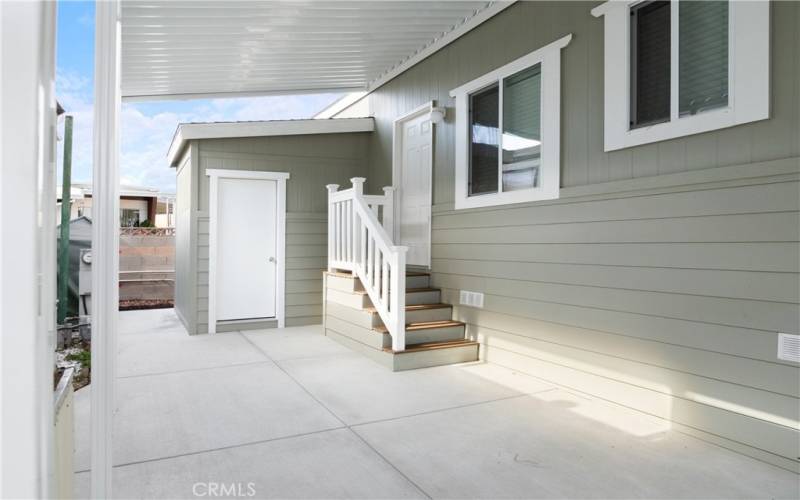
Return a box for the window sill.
[454,186,559,210]
[605,106,769,152]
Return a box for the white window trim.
[450,34,572,210]
[206,169,289,333]
[592,0,770,152]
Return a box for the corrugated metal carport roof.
[120,1,510,100]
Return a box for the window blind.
[679,0,729,116]
[502,64,541,191]
[630,0,671,128]
[469,84,499,196]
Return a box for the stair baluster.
[327,178,407,351]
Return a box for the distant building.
[56,182,175,227]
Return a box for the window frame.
[592,0,770,152]
[450,34,572,210]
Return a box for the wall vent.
[459,290,484,308]
[777,333,800,363]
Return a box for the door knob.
[268,256,276,263]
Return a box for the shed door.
[398,113,433,267]
[217,178,277,320]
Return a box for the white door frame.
[207,169,289,333]
[391,100,437,268]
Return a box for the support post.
[325,184,339,271]
[91,1,121,498]
[57,116,73,324]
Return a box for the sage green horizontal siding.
[430,173,800,471]
[194,213,327,332]
[178,133,369,333]
[360,0,800,471]
[365,1,800,197]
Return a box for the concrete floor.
[73,309,799,499]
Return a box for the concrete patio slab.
[73,362,343,471]
[118,328,268,377]
[74,428,426,499]
[277,351,534,425]
[243,324,351,361]
[73,310,799,499]
[353,391,800,499]
[118,307,186,335]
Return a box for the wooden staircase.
[324,270,479,371]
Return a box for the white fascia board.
[167,117,374,166]
[314,91,369,119]
[122,86,365,103]
[366,1,517,93]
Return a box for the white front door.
[217,177,277,320]
[398,112,433,267]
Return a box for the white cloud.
[56,70,342,194]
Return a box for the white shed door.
[398,113,433,266]
[217,178,277,321]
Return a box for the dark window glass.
[679,0,729,116]
[469,83,499,196]
[502,64,541,191]
[630,0,671,128]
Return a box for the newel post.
[382,186,395,239]
[350,177,366,196]
[326,184,339,271]
[391,246,408,351]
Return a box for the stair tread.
[365,303,451,314]
[373,319,465,334]
[406,271,431,277]
[326,270,355,278]
[354,287,439,296]
[383,338,478,354]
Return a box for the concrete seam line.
[72,425,347,473]
[115,360,273,379]
[236,331,434,500]
[350,390,556,429]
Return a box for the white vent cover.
[459,290,484,308]
[777,333,800,363]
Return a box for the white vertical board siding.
[363,1,800,472]
[174,152,194,332]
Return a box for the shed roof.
[167,117,374,166]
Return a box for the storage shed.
[167,118,374,335]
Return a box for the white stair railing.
[327,178,407,351]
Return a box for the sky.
[56,1,343,194]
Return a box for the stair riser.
[406,274,430,288]
[326,328,479,372]
[326,315,384,349]
[328,273,428,290]
[392,344,479,371]
[327,288,372,310]
[326,274,363,293]
[370,306,452,327]
[326,301,373,329]
[400,325,465,347]
[406,290,440,305]
[379,324,465,348]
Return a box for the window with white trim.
[592,0,770,152]
[450,34,572,210]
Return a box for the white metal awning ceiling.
[120,1,510,101]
